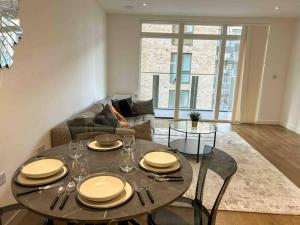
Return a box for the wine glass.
[68,140,84,159]
[71,157,89,182]
[123,135,135,151]
[119,135,136,173]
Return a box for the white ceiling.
[98,0,300,18]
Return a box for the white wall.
[281,19,300,134]
[107,14,295,123]
[256,20,295,124]
[107,15,140,96]
[0,0,106,205]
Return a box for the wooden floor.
[155,120,300,225]
[232,124,300,188]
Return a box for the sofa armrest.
[51,121,72,147]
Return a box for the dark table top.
[11,140,193,224]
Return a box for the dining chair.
[0,203,47,225]
[147,145,237,225]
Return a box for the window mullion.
[213,25,228,120]
[174,23,184,119]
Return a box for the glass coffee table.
[168,120,217,162]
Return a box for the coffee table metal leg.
[213,131,217,147]
[197,134,201,163]
[168,126,171,147]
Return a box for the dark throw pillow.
[94,104,120,128]
[111,97,134,117]
[132,99,154,115]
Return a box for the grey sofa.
[50,98,155,147]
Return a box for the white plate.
[143,151,178,168]
[21,159,64,178]
[87,140,123,151]
[78,175,126,202]
[139,158,181,174]
[77,182,133,209]
[15,166,68,186]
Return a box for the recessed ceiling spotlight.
[274,6,279,10]
[124,5,134,9]
[143,2,147,6]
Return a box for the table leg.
[213,131,217,147]
[168,126,171,147]
[197,134,201,163]
[128,219,142,225]
[43,219,54,225]
[185,131,188,141]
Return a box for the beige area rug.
[153,129,300,215]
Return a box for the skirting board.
[255,120,281,125]
[237,120,300,135]
[279,122,300,135]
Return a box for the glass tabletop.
[170,120,217,134]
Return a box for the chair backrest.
[195,145,237,225]
[0,204,23,225]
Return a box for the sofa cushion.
[95,104,120,128]
[88,103,104,114]
[109,104,129,128]
[131,121,152,141]
[132,99,154,115]
[111,97,135,117]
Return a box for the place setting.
[14,157,68,188]
[138,149,184,182]
[75,172,134,209]
[87,134,123,151]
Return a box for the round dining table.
[11,139,193,224]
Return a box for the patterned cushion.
[130,120,152,141]
[109,104,129,128]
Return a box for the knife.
[133,181,145,206]
[16,182,64,196]
[144,186,154,203]
[148,173,183,179]
[154,177,184,182]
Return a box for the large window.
[170,53,192,84]
[168,90,189,108]
[140,23,243,120]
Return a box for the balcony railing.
[140,72,236,115]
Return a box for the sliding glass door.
[140,23,243,121]
[177,39,221,120]
[140,37,178,118]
